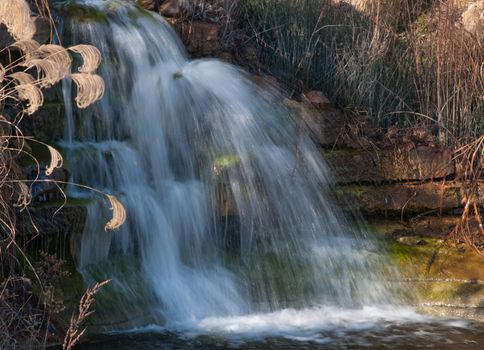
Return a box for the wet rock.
[22,164,69,204]
[218,50,235,63]
[381,146,455,181]
[21,103,65,143]
[33,17,50,44]
[324,146,455,184]
[323,149,381,183]
[383,233,484,321]
[16,205,87,237]
[138,0,186,16]
[397,236,427,245]
[368,216,469,238]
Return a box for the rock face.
[16,205,87,238]
[159,0,184,17]
[384,233,484,321]
[302,91,331,109]
[283,98,353,147]
[369,216,466,238]
[21,103,65,143]
[324,146,455,184]
[137,0,158,11]
[175,21,221,57]
[336,181,484,215]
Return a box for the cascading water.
[60,0,401,332]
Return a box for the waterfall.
[60,0,397,330]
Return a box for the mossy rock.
[54,3,110,24]
[378,233,484,320]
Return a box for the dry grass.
[62,280,110,350]
[452,135,484,255]
[240,0,483,146]
[0,253,70,349]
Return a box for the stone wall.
[287,95,483,319]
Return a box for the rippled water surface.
[79,323,483,350]
[75,307,484,349]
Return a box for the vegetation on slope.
[239,0,483,146]
[0,1,124,348]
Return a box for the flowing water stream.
[54,0,483,348]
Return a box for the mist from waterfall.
[60,0,402,331]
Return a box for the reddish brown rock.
[177,21,221,57]
[324,146,455,183]
[159,0,183,17]
[367,216,474,238]
[218,51,235,63]
[381,146,454,181]
[302,91,331,109]
[283,98,351,147]
[238,43,260,71]
[335,181,484,215]
[137,0,157,11]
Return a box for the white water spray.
[60,0,400,330]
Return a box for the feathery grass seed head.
[0,0,36,41]
[69,45,102,74]
[45,145,63,176]
[71,73,105,108]
[104,195,126,231]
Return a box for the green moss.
[382,236,443,279]
[416,12,429,34]
[416,281,483,305]
[18,141,68,167]
[173,71,184,80]
[214,155,240,169]
[364,221,403,235]
[18,141,51,166]
[419,282,458,302]
[386,239,416,264]
[56,4,109,24]
[78,256,160,321]
[334,184,366,196]
[31,196,91,209]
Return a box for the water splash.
[60,0,398,329]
